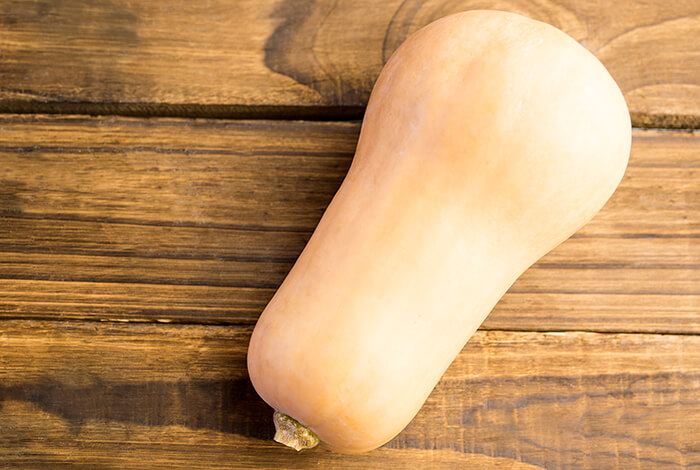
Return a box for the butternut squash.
[247,10,631,453]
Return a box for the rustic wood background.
[0,1,698,469]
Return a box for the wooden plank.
[0,320,698,469]
[1,278,697,333]
[0,115,697,331]
[0,116,357,230]
[0,115,697,233]
[0,280,272,322]
[486,293,699,333]
[0,237,697,330]
[1,222,697,286]
[0,1,698,127]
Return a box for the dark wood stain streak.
[0,378,273,441]
[4,372,697,453]
[0,0,143,101]
[264,0,370,106]
[0,180,28,215]
[382,0,431,64]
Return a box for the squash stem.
[273,410,320,451]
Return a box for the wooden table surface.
[0,1,698,469]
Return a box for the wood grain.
[0,320,698,469]
[1,278,697,333]
[0,115,696,234]
[0,114,697,331]
[0,1,698,127]
[1,3,697,468]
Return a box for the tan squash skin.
[248,10,631,453]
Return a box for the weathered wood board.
[0,1,698,127]
[1,321,698,469]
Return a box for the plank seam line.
[0,144,355,158]
[0,248,301,263]
[0,103,696,129]
[0,213,316,233]
[2,248,699,271]
[0,275,280,289]
[476,327,700,336]
[0,316,698,335]
[1,142,695,168]
[2,275,698,290]
[0,101,367,122]
[1,214,697,238]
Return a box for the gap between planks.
[1,314,699,336]
[0,106,696,130]
[0,102,366,122]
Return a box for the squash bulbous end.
[273,410,320,451]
